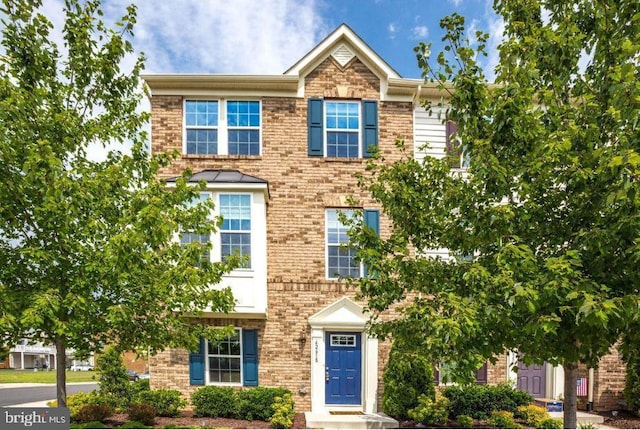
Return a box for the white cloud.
[128,0,326,74]
[388,23,397,40]
[449,0,463,7]
[412,25,429,40]
[479,0,504,81]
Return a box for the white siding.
[413,106,453,261]
[413,107,447,162]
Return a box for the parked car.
[126,369,139,381]
[69,364,93,371]
[138,370,150,380]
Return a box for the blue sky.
[13,0,503,79]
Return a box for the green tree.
[348,2,640,428]
[0,0,236,407]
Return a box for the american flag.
[577,378,588,396]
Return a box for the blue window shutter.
[363,209,380,277]
[362,100,378,157]
[242,329,258,386]
[189,337,205,386]
[308,98,324,156]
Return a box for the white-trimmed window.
[325,101,360,157]
[185,100,261,156]
[180,192,212,264]
[207,329,242,384]
[185,101,218,155]
[219,194,252,268]
[326,209,361,279]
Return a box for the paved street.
[0,383,98,407]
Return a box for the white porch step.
[305,411,399,429]
[549,411,605,425]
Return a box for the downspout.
[587,367,595,411]
[412,84,422,108]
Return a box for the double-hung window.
[326,209,360,278]
[308,99,378,158]
[208,329,242,384]
[219,194,252,268]
[190,328,259,387]
[227,101,260,155]
[185,100,261,156]
[180,192,211,264]
[326,101,360,157]
[185,101,218,155]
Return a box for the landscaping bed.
[597,410,640,429]
[102,411,307,429]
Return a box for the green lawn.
[0,369,97,383]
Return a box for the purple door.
[517,362,547,397]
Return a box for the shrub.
[237,387,290,421]
[269,393,296,429]
[136,389,186,417]
[623,338,640,415]
[408,394,450,426]
[70,421,108,429]
[537,417,563,429]
[120,421,151,429]
[130,379,151,397]
[74,404,114,424]
[517,404,549,427]
[50,391,103,419]
[381,342,435,420]
[127,402,157,426]
[96,346,133,409]
[191,385,238,418]
[442,383,534,419]
[489,410,520,429]
[457,414,474,428]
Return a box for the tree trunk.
[55,337,67,407]
[563,362,578,429]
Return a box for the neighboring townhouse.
[1,339,88,370]
[143,23,626,420]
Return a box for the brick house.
[144,24,626,418]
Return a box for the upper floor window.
[326,101,360,157]
[326,209,360,279]
[220,194,252,268]
[446,120,469,169]
[185,100,261,156]
[180,192,212,264]
[185,101,218,155]
[227,101,260,155]
[308,99,377,158]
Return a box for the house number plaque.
[314,340,319,363]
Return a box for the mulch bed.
[96,410,640,429]
[104,411,307,429]
[597,410,640,429]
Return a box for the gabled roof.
[166,169,267,184]
[284,23,402,80]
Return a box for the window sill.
[323,157,366,163]
[206,382,242,387]
[225,269,255,278]
[183,154,262,160]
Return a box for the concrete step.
[305,411,398,429]
[549,411,605,425]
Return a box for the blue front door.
[325,332,362,405]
